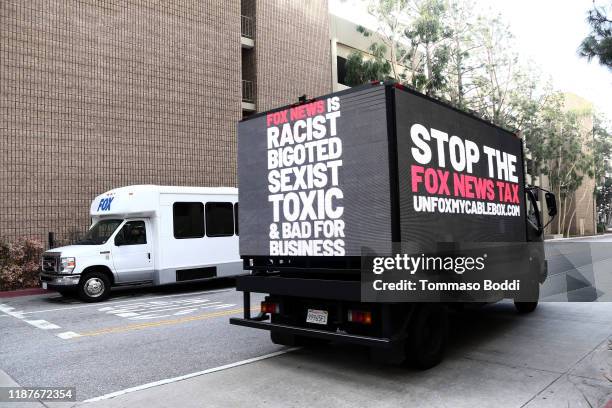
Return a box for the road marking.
[0,304,63,333]
[83,347,299,403]
[0,304,25,319]
[99,297,237,320]
[17,288,234,315]
[24,319,61,330]
[116,312,139,318]
[77,307,252,337]
[57,331,82,339]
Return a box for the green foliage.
[593,115,612,225]
[404,0,451,96]
[578,4,612,69]
[344,43,392,86]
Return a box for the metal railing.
[241,15,254,39]
[242,80,255,103]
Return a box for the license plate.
[306,309,328,325]
[42,282,47,290]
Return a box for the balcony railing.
[242,80,255,103]
[241,15,254,39]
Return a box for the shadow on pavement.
[270,302,530,375]
[42,277,237,304]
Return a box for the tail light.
[347,310,372,325]
[261,301,280,314]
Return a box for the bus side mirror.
[545,192,557,218]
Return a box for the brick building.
[0,0,330,244]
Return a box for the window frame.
[115,220,147,246]
[205,202,235,237]
[172,202,205,239]
[234,203,239,236]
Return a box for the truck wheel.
[406,304,449,370]
[78,271,111,302]
[514,280,539,314]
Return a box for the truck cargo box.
[232,82,550,367]
[238,82,526,265]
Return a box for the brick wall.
[255,0,331,111]
[0,0,242,243]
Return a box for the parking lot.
[1,236,611,407]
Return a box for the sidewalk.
[546,233,612,242]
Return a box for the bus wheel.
[78,271,111,302]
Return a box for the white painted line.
[19,289,234,315]
[24,319,61,330]
[0,304,15,313]
[83,348,299,403]
[0,304,25,319]
[57,331,82,339]
[116,312,139,318]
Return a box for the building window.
[337,56,348,86]
[173,202,205,239]
[234,203,239,236]
[206,202,234,237]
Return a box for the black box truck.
[230,82,557,368]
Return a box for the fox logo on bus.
[97,197,114,211]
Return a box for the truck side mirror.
[545,192,557,218]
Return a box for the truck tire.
[514,280,539,314]
[406,304,449,370]
[78,271,111,302]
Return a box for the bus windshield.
[76,219,123,245]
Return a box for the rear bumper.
[231,275,401,348]
[229,317,393,348]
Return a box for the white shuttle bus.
[40,185,243,302]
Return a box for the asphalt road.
[0,234,611,406]
[0,280,282,401]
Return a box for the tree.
[523,94,594,236]
[578,3,612,70]
[469,15,521,127]
[404,0,452,96]
[348,0,451,96]
[445,0,482,109]
[597,178,612,227]
[592,114,612,226]
[344,43,392,86]
[356,0,414,82]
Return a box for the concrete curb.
[0,287,49,298]
[545,233,612,242]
